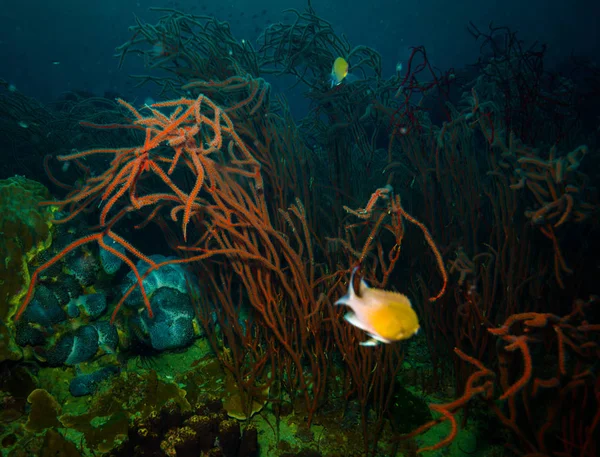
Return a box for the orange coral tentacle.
[15,233,103,320]
[396,202,448,301]
[100,232,154,319]
[499,335,533,400]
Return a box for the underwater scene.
[0,0,599,456]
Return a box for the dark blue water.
[2,0,597,104]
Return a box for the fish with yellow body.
[335,267,420,346]
[330,56,349,87]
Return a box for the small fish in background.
[396,61,403,75]
[330,56,349,87]
[335,267,420,346]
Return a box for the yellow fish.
[335,267,420,346]
[331,56,349,87]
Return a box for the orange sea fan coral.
[15,94,264,323]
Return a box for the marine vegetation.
[0,2,598,457]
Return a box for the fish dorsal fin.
[349,266,360,298]
[334,266,360,306]
[368,288,413,309]
[358,277,370,295]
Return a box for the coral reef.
[2,4,598,457]
[107,395,259,457]
[69,365,120,397]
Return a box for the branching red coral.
[16,94,263,322]
[398,298,599,455]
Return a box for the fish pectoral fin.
[359,337,380,347]
[344,312,369,332]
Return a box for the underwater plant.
[3,3,597,457]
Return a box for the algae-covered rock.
[41,429,81,457]
[59,370,190,453]
[25,388,62,432]
[0,176,56,362]
[223,372,269,420]
[0,365,37,424]
[389,385,433,434]
[106,394,258,457]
